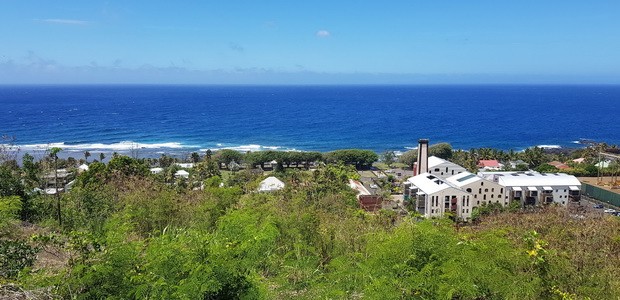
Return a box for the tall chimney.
[416,139,429,175]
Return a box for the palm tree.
[99,152,105,162]
[83,151,91,163]
[49,147,62,226]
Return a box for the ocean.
[1,85,619,158]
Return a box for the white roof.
[445,171,482,187]
[488,172,581,188]
[427,156,447,168]
[175,170,190,176]
[150,167,163,174]
[45,188,64,195]
[258,176,285,192]
[349,179,371,196]
[512,186,522,191]
[175,163,194,168]
[78,164,89,171]
[595,161,611,168]
[406,172,455,195]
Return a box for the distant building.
[349,179,371,198]
[405,173,473,219]
[595,160,612,168]
[572,158,585,164]
[42,168,74,195]
[150,167,163,174]
[78,164,89,173]
[258,176,285,192]
[548,161,570,170]
[478,171,581,206]
[175,163,194,169]
[445,171,508,207]
[508,160,528,169]
[43,169,73,190]
[477,159,503,171]
[426,156,468,179]
[174,170,190,178]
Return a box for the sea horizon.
[2,84,619,156]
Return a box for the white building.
[349,179,371,198]
[150,167,163,175]
[78,164,89,173]
[406,173,473,219]
[446,171,508,207]
[174,170,190,179]
[175,163,194,169]
[478,171,581,206]
[426,156,468,179]
[258,176,285,192]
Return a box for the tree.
[193,157,221,181]
[84,151,91,163]
[382,151,396,168]
[99,152,106,162]
[399,150,417,168]
[429,143,453,159]
[214,149,244,168]
[524,147,546,168]
[323,149,378,169]
[190,152,201,163]
[535,163,559,173]
[107,155,149,177]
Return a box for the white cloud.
[316,30,331,38]
[38,19,89,25]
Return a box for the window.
[451,170,454,175]
[483,195,487,200]
[477,201,480,205]
[481,182,484,186]
[466,188,472,193]
[474,194,477,199]
[498,194,501,198]
[479,188,482,193]
[435,168,440,172]
[446,167,448,172]
[500,188,504,194]
[485,188,488,192]
[491,194,494,198]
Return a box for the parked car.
[603,208,617,214]
[593,204,604,209]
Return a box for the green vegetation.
[1,144,619,299]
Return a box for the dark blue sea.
[1,85,619,158]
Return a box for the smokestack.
[416,139,429,175]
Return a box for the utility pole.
[49,147,62,226]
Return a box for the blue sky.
[1,1,619,84]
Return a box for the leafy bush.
[0,239,38,279]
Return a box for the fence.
[582,183,620,207]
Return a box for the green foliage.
[323,149,378,169]
[214,149,244,166]
[0,239,38,279]
[0,166,25,198]
[429,142,453,159]
[107,155,149,177]
[536,163,560,173]
[0,196,22,235]
[381,151,396,167]
[7,151,620,299]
